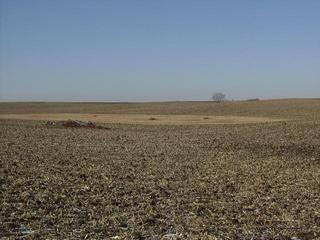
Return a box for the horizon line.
[1,97,320,104]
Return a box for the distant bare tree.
[212,92,226,103]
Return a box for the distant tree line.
[211,93,261,102]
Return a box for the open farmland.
[1,99,320,239]
[0,113,283,125]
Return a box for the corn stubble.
[1,104,320,239]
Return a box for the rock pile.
[46,120,108,129]
[61,120,96,128]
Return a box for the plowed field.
[1,100,319,239]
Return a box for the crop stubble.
[0,100,320,239]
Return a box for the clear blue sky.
[0,0,319,101]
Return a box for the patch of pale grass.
[0,113,284,125]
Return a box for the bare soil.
[0,100,319,239]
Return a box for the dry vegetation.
[0,99,320,239]
[0,99,319,119]
[0,113,283,125]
